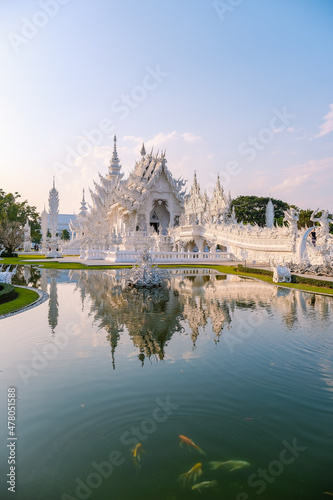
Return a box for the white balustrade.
[104,250,232,263]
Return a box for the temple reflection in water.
[41,267,333,368]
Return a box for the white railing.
[105,250,233,263]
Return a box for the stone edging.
[0,286,49,320]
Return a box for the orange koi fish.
[178,462,203,485]
[131,443,145,470]
[179,435,207,455]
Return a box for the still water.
[0,267,333,500]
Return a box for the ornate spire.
[108,135,122,179]
[266,199,274,228]
[140,143,146,157]
[79,188,88,216]
[193,171,198,189]
[48,179,59,239]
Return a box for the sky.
[1,0,333,214]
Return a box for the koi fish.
[131,443,145,471]
[179,435,207,455]
[192,480,218,492]
[208,460,250,471]
[178,462,203,485]
[131,443,144,462]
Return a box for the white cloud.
[182,132,202,142]
[314,103,333,138]
[270,156,333,208]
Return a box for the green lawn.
[0,287,40,316]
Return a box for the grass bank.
[0,287,40,316]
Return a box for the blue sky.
[1,0,333,214]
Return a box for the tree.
[0,220,24,254]
[61,229,70,241]
[0,189,41,244]
[231,196,289,227]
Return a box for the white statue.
[23,220,31,252]
[272,265,291,283]
[310,209,331,236]
[283,208,299,234]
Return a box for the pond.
[0,267,332,500]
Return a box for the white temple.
[64,136,332,266]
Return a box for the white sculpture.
[283,207,299,234]
[0,266,17,284]
[310,209,332,237]
[272,265,291,283]
[265,199,274,228]
[125,248,168,287]
[47,178,62,258]
[23,220,31,252]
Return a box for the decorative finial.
[140,143,146,157]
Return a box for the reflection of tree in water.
[48,270,59,333]
[11,265,41,288]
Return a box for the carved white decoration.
[23,220,31,252]
[47,178,62,258]
[272,265,291,283]
[0,266,17,284]
[125,248,169,287]
[266,199,274,228]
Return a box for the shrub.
[0,252,18,257]
[237,265,273,277]
[0,284,18,304]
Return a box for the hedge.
[290,274,333,289]
[237,265,273,277]
[0,252,18,257]
[0,284,18,304]
[237,264,333,289]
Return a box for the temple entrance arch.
[150,200,170,235]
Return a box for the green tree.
[231,196,289,227]
[0,189,41,243]
[294,208,313,229]
[61,229,70,241]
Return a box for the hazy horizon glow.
[1,0,333,214]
